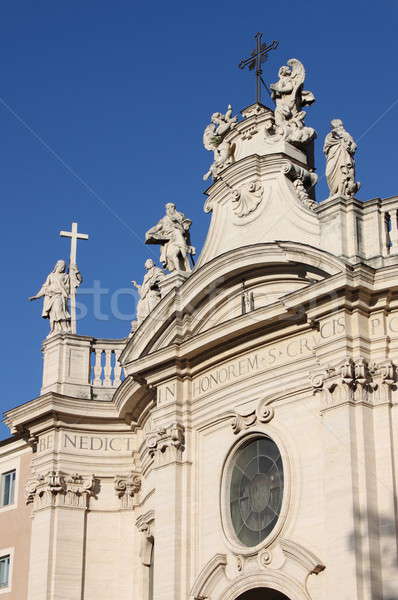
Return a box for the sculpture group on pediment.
[29,259,82,336]
[132,259,165,324]
[145,203,195,272]
[323,119,360,199]
[203,104,238,181]
[269,58,316,146]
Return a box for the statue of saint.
[203,104,237,181]
[323,119,360,199]
[269,59,316,145]
[29,259,82,336]
[145,203,195,272]
[131,259,165,323]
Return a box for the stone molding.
[189,553,228,600]
[279,538,325,575]
[26,470,96,510]
[114,471,141,509]
[231,398,274,434]
[136,509,155,566]
[145,422,185,463]
[310,358,397,410]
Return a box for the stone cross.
[239,32,278,105]
[60,222,89,334]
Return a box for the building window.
[0,555,10,589]
[229,436,284,547]
[1,470,16,507]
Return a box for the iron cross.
[60,222,89,334]
[239,33,278,105]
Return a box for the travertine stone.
[145,203,195,272]
[323,119,360,199]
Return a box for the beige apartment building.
[1,55,398,600]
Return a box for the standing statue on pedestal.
[29,259,82,336]
[145,203,195,272]
[131,259,165,324]
[323,119,360,199]
[269,59,316,145]
[203,104,238,181]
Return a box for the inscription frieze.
[193,318,345,398]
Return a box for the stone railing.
[90,339,125,389]
[381,197,398,256]
[41,334,127,400]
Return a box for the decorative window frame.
[220,427,292,557]
[0,547,14,595]
[0,456,19,513]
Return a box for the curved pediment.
[120,242,347,367]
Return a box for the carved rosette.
[231,181,263,218]
[26,470,96,510]
[310,358,397,410]
[114,471,141,509]
[146,422,185,463]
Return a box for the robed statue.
[29,259,82,336]
[323,119,360,199]
[132,259,165,324]
[145,203,195,272]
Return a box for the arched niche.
[236,589,291,600]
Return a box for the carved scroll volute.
[26,470,96,510]
[146,422,185,464]
[231,398,274,435]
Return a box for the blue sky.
[0,1,397,437]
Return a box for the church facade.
[1,53,398,600]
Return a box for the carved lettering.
[193,321,345,398]
[63,433,134,453]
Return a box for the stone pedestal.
[41,334,92,398]
[158,271,190,297]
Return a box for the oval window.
[229,436,284,547]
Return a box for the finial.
[238,33,279,105]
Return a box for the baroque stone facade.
[2,50,398,600]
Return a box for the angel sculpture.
[203,105,238,181]
[270,59,316,146]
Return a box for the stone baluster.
[389,209,398,253]
[93,347,103,386]
[113,349,122,387]
[103,349,113,387]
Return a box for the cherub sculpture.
[203,104,238,181]
[323,119,360,199]
[270,59,316,145]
